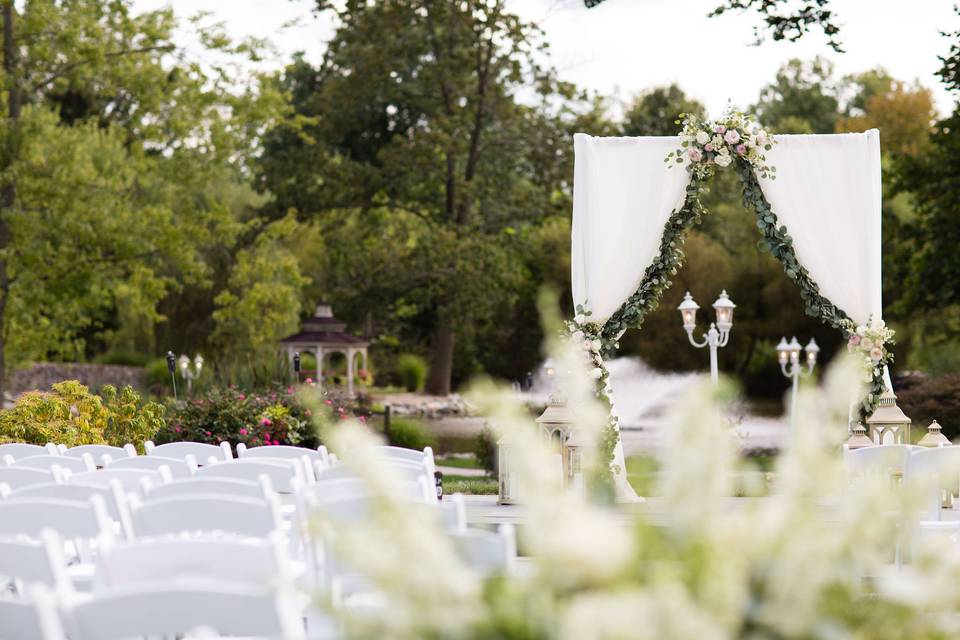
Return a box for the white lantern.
[787,336,802,364]
[677,292,700,331]
[712,290,736,333]
[866,388,912,445]
[497,433,520,505]
[775,336,791,365]
[804,338,819,365]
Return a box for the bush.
[145,358,173,394]
[395,354,427,392]
[0,380,164,448]
[95,349,150,367]
[158,385,321,449]
[897,373,960,441]
[474,424,497,476]
[386,417,437,451]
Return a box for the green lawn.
[436,454,482,470]
[444,474,498,495]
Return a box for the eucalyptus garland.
[569,110,892,483]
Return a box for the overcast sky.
[136,0,957,117]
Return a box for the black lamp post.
[293,352,301,383]
[166,351,178,400]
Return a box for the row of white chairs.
[0,440,506,639]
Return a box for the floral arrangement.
[844,317,896,379]
[665,108,777,180]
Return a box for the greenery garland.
[569,109,893,485]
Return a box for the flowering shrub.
[0,380,164,448]
[156,385,324,449]
[666,107,776,179]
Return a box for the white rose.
[723,129,741,144]
[575,314,586,324]
[582,340,593,351]
[757,133,769,147]
[591,339,602,352]
[695,130,710,145]
[712,135,724,148]
[714,153,732,167]
[572,330,585,342]
[589,368,603,380]
[860,337,874,351]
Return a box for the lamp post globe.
[678,292,700,331]
[712,290,735,333]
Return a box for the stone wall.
[7,363,146,396]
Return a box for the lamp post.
[776,336,819,428]
[165,351,178,401]
[178,354,204,395]
[677,290,736,385]
[293,352,301,384]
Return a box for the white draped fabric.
[571,134,692,323]
[570,130,883,501]
[758,130,882,325]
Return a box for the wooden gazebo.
[280,303,369,396]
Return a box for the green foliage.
[144,358,173,394]
[897,374,960,440]
[622,84,706,137]
[386,417,437,452]
[158,385,319,449]
[753,57,840,133]
[95,350,150,367]
[395,354,428,393]
[474,425,498,476]
[442,476,498,495]
[0,380,163,448]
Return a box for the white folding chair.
[130,493,284,540]
[104,454,195,479]
[363,445,434,468]
[0,530,70,594]
[144,440,232,463]
[448,524,516,577]
[196,459,306,493]
[10,454,95,474]
[57,580,308,640]
[69,468,169,492]
[94,533,297,589]
[906,446,960,521]
[238,443,329,465]
[317,460,433,498]
[143,476,272,501]
[0,467,59,492]
[60,444,135,465]
[844,444,916,485]
[0,443,57,461]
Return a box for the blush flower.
[870,346,884,363]
[735,144,747,155]
[687,147,703,162]
[724,129,741,144]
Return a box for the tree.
[0,1,285,392]
[259,1,578,394]
[836,79,936,157]
[753,57,840,133]
[622,85,706,137]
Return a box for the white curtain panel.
[758,130,882,325]
[571,133,691,323]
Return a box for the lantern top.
[712,289,736,311]
[678,291,700,312]
[918,420,952,447]
[535,398,574,426]
[865,388,911,426]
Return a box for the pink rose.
[239,428,248,436]
[724,129,741,145]
[272,440,280,446]
[260,417,272,426]
[238,393,245,401]
[848,335,861,346]
[205,430,211,437]
[305,377,313,384]
[870,346,884,362]
[174,426,180,433]
[704,143,714,152]
[714,124,726,134]
[735,144,747,155]
[687,147,703,162]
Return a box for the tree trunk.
[425,321,454,396]
[0,1,20,403]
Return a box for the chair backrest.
[59,581,307,640]
[0,593,63,640]
[906,446,960,520]
[94,534,293,589]
[69,468,168,491]
[105,455,195,479]
[448,524,516,576]
[11,454,95,474]
[237,443,326,462]
[143,476,270,501]
[61,444,136,463]
[9,482,132,536]
[0,529,69,590]
[845,444,915,482]
[0,497,113,541]
[303,476,432,503]
[144,440,232,462]
[130,494,283,539]
[364,445,434,466]
[317,459,431,488]
[0,467,58,491]
[0,443,57,460]
[195,459,305,493]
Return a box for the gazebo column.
[346,347,355,397]
[315,346,324,388]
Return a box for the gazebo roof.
[280,303,369,347]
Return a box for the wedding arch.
[568,111,892,500]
